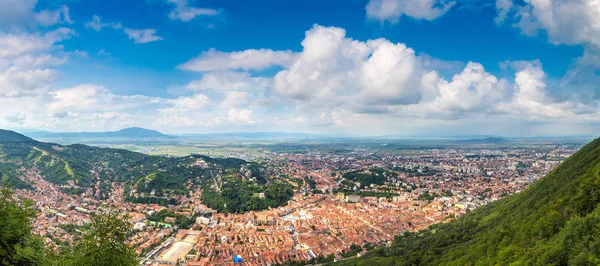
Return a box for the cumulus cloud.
[410,62,509,117]
[269,25,599,125]
[165,0,219,22]
[274,25,426,107]
[366,0,456,22]
[357,39,425,105]
[495,61,598,120]
[123,28,163,44]
[178,48,297,72]
[169,24,599,131]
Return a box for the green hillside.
[0,130,293,212]
[336,137,600,265]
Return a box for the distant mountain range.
[177,132,324,139]
[24,129,333,141]
[26,127,170,139]
[460,137,508,143]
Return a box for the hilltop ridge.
[0,130,35,143]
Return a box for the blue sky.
[1,0,599,136]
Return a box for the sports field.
[160,242,193,263]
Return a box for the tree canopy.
[0,188,50,266]
[0,187,138,266]
[58,213,138,266]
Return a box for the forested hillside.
[336,137,600,265]
[0,130,293,212]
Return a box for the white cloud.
[366,0,456,22]
[0,83,164,132]
[178,48,297,72]
[10,54,67,69]
[495,61,591,120]
[221,91,250,107]
[153,99,258,129]
[358,39,424,105]
[316,111,345,127]
[39,110,137,131]
[47,84,164,117]
[85,15,122,32]
[269,25,599,126]
[397,62,509,118]
[186,71,271,93]
[159,94,212,114]
[492,1,600,120]
[434,62,505,112]
[165,0,219,22]
[0,28,74,98]
[123,28,163,44]
[274,25,426,107]
[34,5,72,26]
[274,25,367,102]
[228,108,255,124]
[0,68,58,97]
[87,16,170,47]
[90,111,132,122]
[497,0,600,47]
[0,28,74,58]
[87,112,135,129]
[490,0,600,125]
